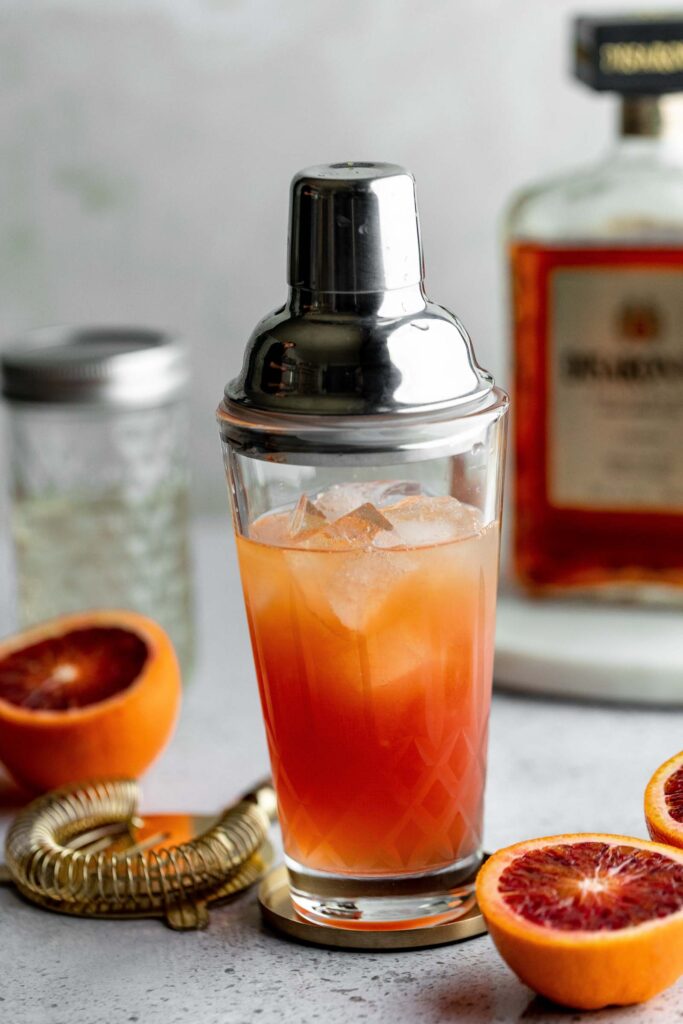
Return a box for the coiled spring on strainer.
[4,778,275,929]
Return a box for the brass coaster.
[258,865,488,951]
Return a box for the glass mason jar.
[218,163,508,928]
[1,327,194,678]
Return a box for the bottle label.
[548,257,683,512]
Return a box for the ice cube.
[375,496,482,549]
[324,549,404,630]
[300,503,394,550]
[314,480,422,521]
[287,542,415,632]
[288,495,327,539]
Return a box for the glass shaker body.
[2,328,194,678]
[220,392,507,924]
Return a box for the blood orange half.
[645,750,683,848]
[476,834,683,1010]
[0,611,181,791]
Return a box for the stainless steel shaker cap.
[1,327,188,407]
[288,162,423,293]
[219,162,502,461]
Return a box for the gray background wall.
[0,0,627,511]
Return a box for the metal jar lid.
[1,326,188,407]
[218,162,502,461]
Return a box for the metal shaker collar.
[288,162,423,293]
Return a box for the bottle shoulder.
[508,153,683,243]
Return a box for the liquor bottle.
[509,14,683,602]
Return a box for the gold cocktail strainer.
[1,778,276,930]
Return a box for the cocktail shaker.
[218,163,508,928]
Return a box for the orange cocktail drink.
[236,486,499,885]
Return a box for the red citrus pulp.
[645,750,683,848]
[476,834,683,1009]
[0,611,181,791]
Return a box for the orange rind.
[645,749,683,848]
[0,611,181,791]
[477,833,683,1009]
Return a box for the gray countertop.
[3,519,683,1024]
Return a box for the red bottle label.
[512,242,683,589]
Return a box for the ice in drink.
[236,484,499,879]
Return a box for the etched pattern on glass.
[236,486,498,876]
[9,405,193,676]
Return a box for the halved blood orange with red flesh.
[0,627,148,711]
[476,834,683,1010]
[0,612,181,792]
[645,750,683,848]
